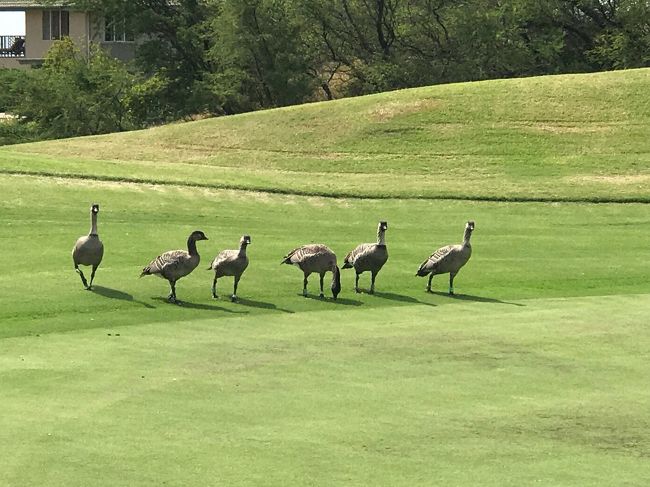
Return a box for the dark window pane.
[104,15,112,41]
[51,11,60,40]
[61,11,69,37]
[116,19,125,42]
[42,10,50,40]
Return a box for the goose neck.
[377,227,386,246]
[187,236,199,256]
[238,242,248,257]
[463,229,473,246]
[89,212,98,236]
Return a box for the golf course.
[1,68,649,486]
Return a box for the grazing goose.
[281,244,341,299]
[208,235,251,301]
[416,221,475,295]
[72,203,104,290]
[342,221,388,294]
[140,230,208,304]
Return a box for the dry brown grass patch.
[369,98,441,122]
[568,174,650,185]
[513,123,615,134]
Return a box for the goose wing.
[417,244,458,275]
[141,249,189,277]
[343,243,377,268]
[344,243,374,267]
[282,244,328,264]
[209,249,237,270]
[427,244,457,265]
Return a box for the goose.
[140,230,208,303]
[342,221,388,294]
[72,203,104,290]
[281,244,341,299]
[416,221,475,295]
[208,235,251,301]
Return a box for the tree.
[206,0,317,111]
[14,38,139,138]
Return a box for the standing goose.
[342,221,388,294]
[416,221,475,295]
[208,235,251,301]
[281,244,341,300]
[72,203,104,290]
[140,230,208,304]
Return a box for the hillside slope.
[1,68,649,201]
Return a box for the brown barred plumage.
[282,243,341,299]
[342,221,388,294]
[208,235,251,301]
[140,230,208,303]
[72,203,104,290]
[416,221,475,295]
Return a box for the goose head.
[464,221,475,241]
[379,221,388,231]
[241,235,252,245]
[91,204,100,214]
[190,230,209,241]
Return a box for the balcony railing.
[0,35,26,58]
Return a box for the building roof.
[0,1,77,9]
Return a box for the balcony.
[0,35,25,58]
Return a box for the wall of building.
[0,9,135,68]
[24,9,89,60]
[88,13,136,62]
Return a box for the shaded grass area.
[1,69,649,201]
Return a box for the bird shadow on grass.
[91,286,156,309]
[372,291,436,307]
[151,297,247,313]
[302,294,363,306]
[427,291,525,306]
[236,298,294,314]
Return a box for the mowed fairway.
[1,69,650,486]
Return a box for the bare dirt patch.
[568,174,650,185]
[514,123,614,134]
[369,98,441,122]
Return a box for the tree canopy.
[1,0,648,143]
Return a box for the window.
[42,10,69,41]
[104,16,134,42]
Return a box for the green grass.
[1,69,650,201]
[1,69,650,485]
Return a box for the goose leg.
[302,273,309,297]
[319,272,325,298]
[168,280,178,304]
[212,275,218,299]
[355,273,360,293]
[449,273,456,295]
[231,275,240,302]
[75,265,89,289]
[369,271,377,294]
[426,274,434,293]
[88,264,99,290]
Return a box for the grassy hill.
[0,70,649,486]
[1,68,650,201]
